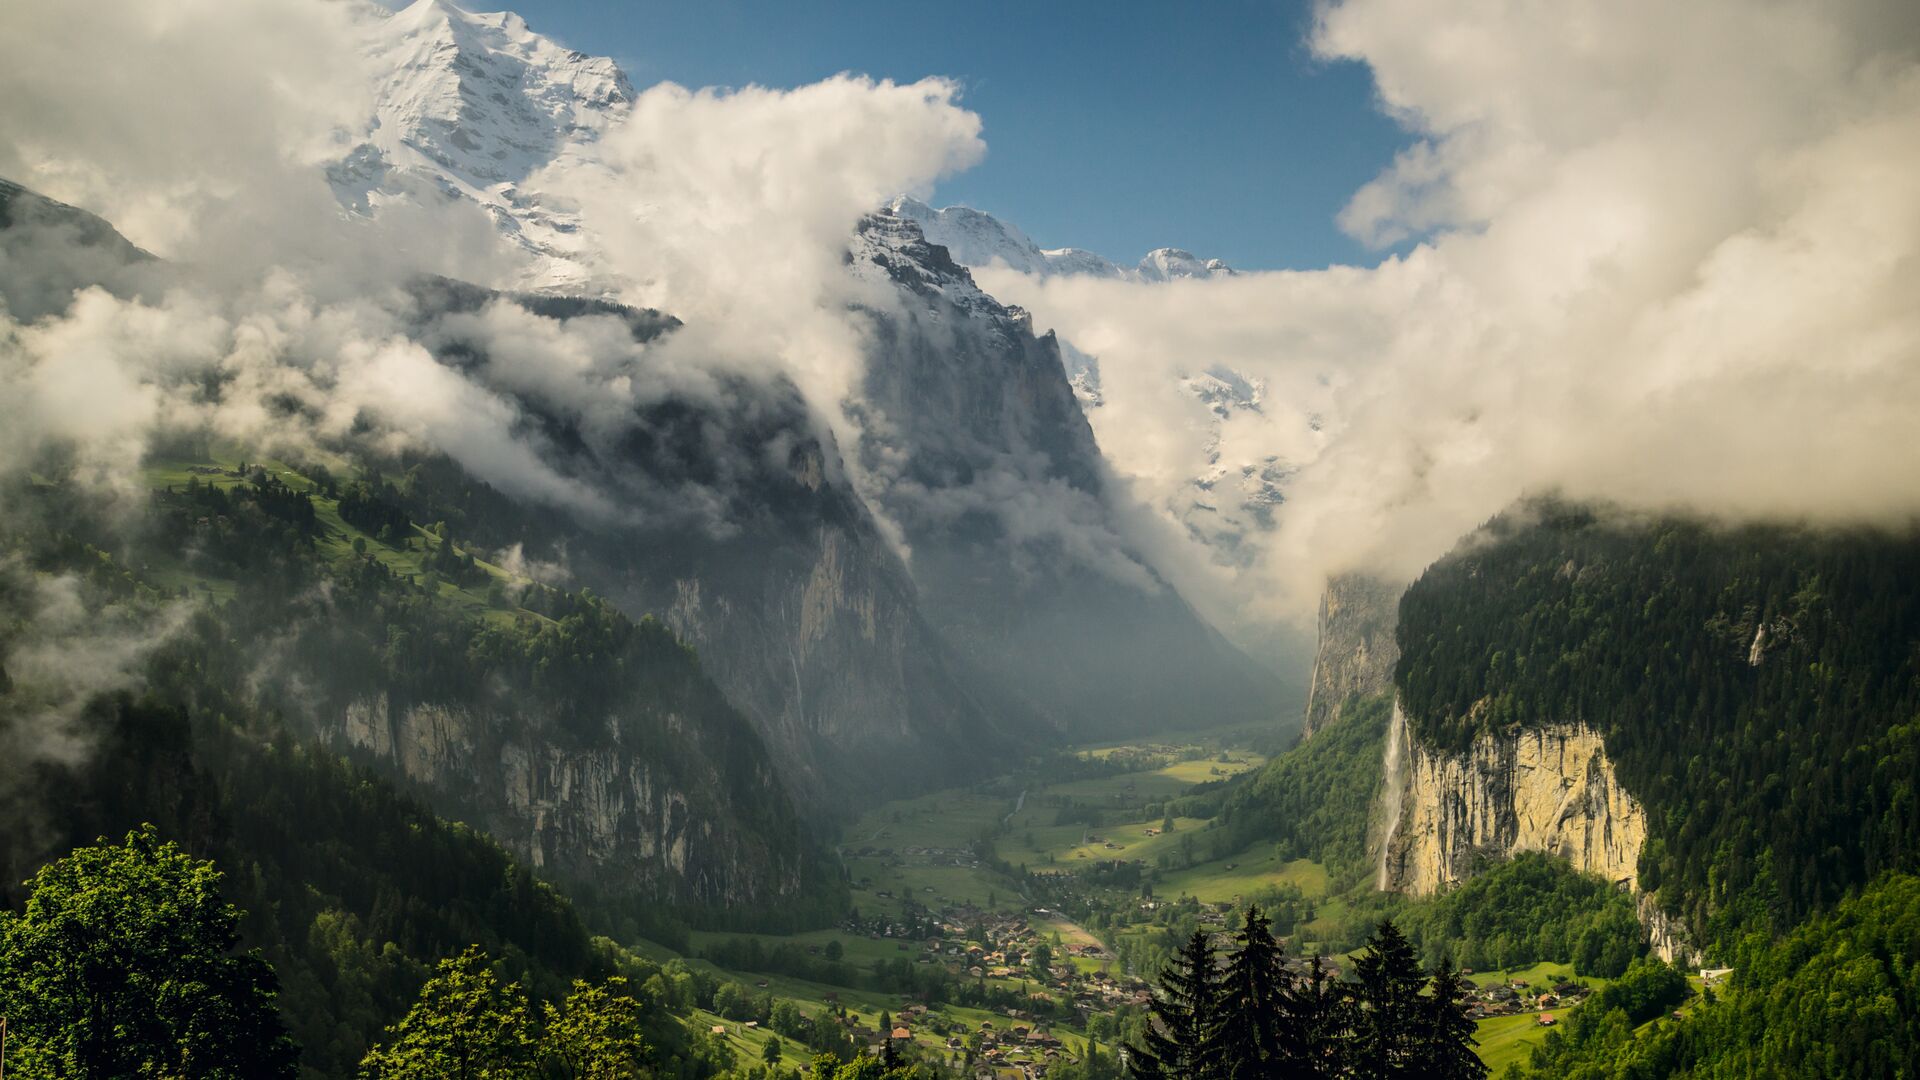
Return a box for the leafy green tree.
[358,946,534,1079]
[0,825,297,1078]
[542,976,649,1078]
[1589,957,1690,1026]
[764,1035,784,1065]
[1030,941,1054,981]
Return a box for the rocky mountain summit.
[848,206,1286,735]
[886,194,1236,281]
[318,2,1291,771]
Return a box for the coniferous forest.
[1127,906,1486,1080]
[1397,502,1920,946]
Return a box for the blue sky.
[487,0,1411,271]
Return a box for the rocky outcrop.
[1379,711,1689,961]
[334,692,810,909]
[1383,719,1646,893]
[1303,574,1401,738]
[844,210,1286,737]
[402,277,1025,809]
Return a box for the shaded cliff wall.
[334,693,816,915]
[1303,574,1401,738]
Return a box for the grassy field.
[1475,1012,1553,1073]
[1464,960,1624,1072]
[1465,960,1594,990]
[1042,756,1260,806]
[143,449,545,627]
[1157,850,1330,904]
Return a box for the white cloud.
[532,74,985,423]
[982,0,1920,623]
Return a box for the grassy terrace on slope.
[1396,502,1920,944]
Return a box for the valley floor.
[643,725,1638,1076]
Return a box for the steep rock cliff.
[1378,707,1686,960]
[1302,574,1401,738]
[333,692,808,911]
[845,210,1286,736]
[397,277,1025,807]
[1382,716,1646,894]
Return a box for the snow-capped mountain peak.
[1137,247,1236,282]
[888,197,1234,282]
[885,195,1057,276]
[364,0,630,189]
[328,0,633,290]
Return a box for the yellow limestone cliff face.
[1375,706,1691,962]
[1386,715,1646,893]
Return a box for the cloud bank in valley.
[979,0,1920,622]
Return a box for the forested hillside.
[1210,692,1392,892]
[1396,502,1920,946]
[0,458,847,1074]
[1506,872,1920,1078]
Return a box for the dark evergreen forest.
[1396,502,1920,945]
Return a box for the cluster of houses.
[1463,975,1593,1023]
[958,1019,1071,1074]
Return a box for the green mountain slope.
[1395,501,1920,946]
[1506,872,1920,1078]
[1,459,851,1075]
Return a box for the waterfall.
[1375,701,1408,890]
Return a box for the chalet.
[1537,1014,1556,1027]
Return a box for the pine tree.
[1351,921,1426,1079]
[1420,960,1488,1080]
[1287,954,1353,1079]
[1207,905,1292,1077]
[881,1025,903,1070]
[1128,929,1222,1078]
